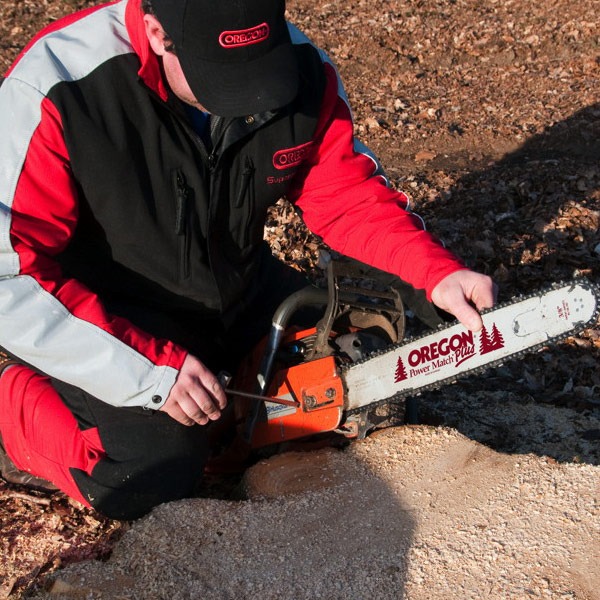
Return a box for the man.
[0,0,495,519]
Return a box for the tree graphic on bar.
[394,356,408,382]
[480,323,505,355]
[490,323,505,350]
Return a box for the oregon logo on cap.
[219,23,270,48]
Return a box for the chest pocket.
[233,156,256,249]
[173,169,192,281]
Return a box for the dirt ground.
[0,0,599,598]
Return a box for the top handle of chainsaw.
[242,284,329,442]
[253,285,329,396]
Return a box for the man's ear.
[143,13,168,56]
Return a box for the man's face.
[161,52,206,110]
[143,14,209,112]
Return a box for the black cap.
[150,0,300,117]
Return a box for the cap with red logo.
[149,0,300,117]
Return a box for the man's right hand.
[159,354,227,426]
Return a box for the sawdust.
[29,427,600,600]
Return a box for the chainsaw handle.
[242,285,328,443]
[255,285,328,395]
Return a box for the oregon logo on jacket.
[394,323,505,382]
[273,141,314,170]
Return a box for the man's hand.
[160,354,227,426]
[431,270,497,332]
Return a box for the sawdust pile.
[30,426,599,600]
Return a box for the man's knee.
[73,425,209,520]
[0,352,211,520]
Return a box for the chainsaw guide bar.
[342,279,600,415]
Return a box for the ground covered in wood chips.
[0,0,599,598]
[26,429,600,600]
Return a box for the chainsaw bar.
[342,279,599,415]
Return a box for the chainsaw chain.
[342,278,600,417]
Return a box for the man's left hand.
[430,270,497,332]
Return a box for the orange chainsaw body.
[234,327,347,448]
[231,261,406,450]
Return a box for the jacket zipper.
[235,157,255,208]
[235,157,256,248]
[174,170,191,280]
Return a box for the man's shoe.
[0,351,18,375]
[0,432,58,492]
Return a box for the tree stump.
[242,448,348,500]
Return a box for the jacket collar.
[125,0,169,101]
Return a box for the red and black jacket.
[0,0,464,409]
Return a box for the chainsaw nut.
[304,395,317,409]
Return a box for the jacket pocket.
[173,169,192,280]
[234,157,256,249]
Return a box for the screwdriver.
[217,371,300,407]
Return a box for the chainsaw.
[225,261,599,449]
